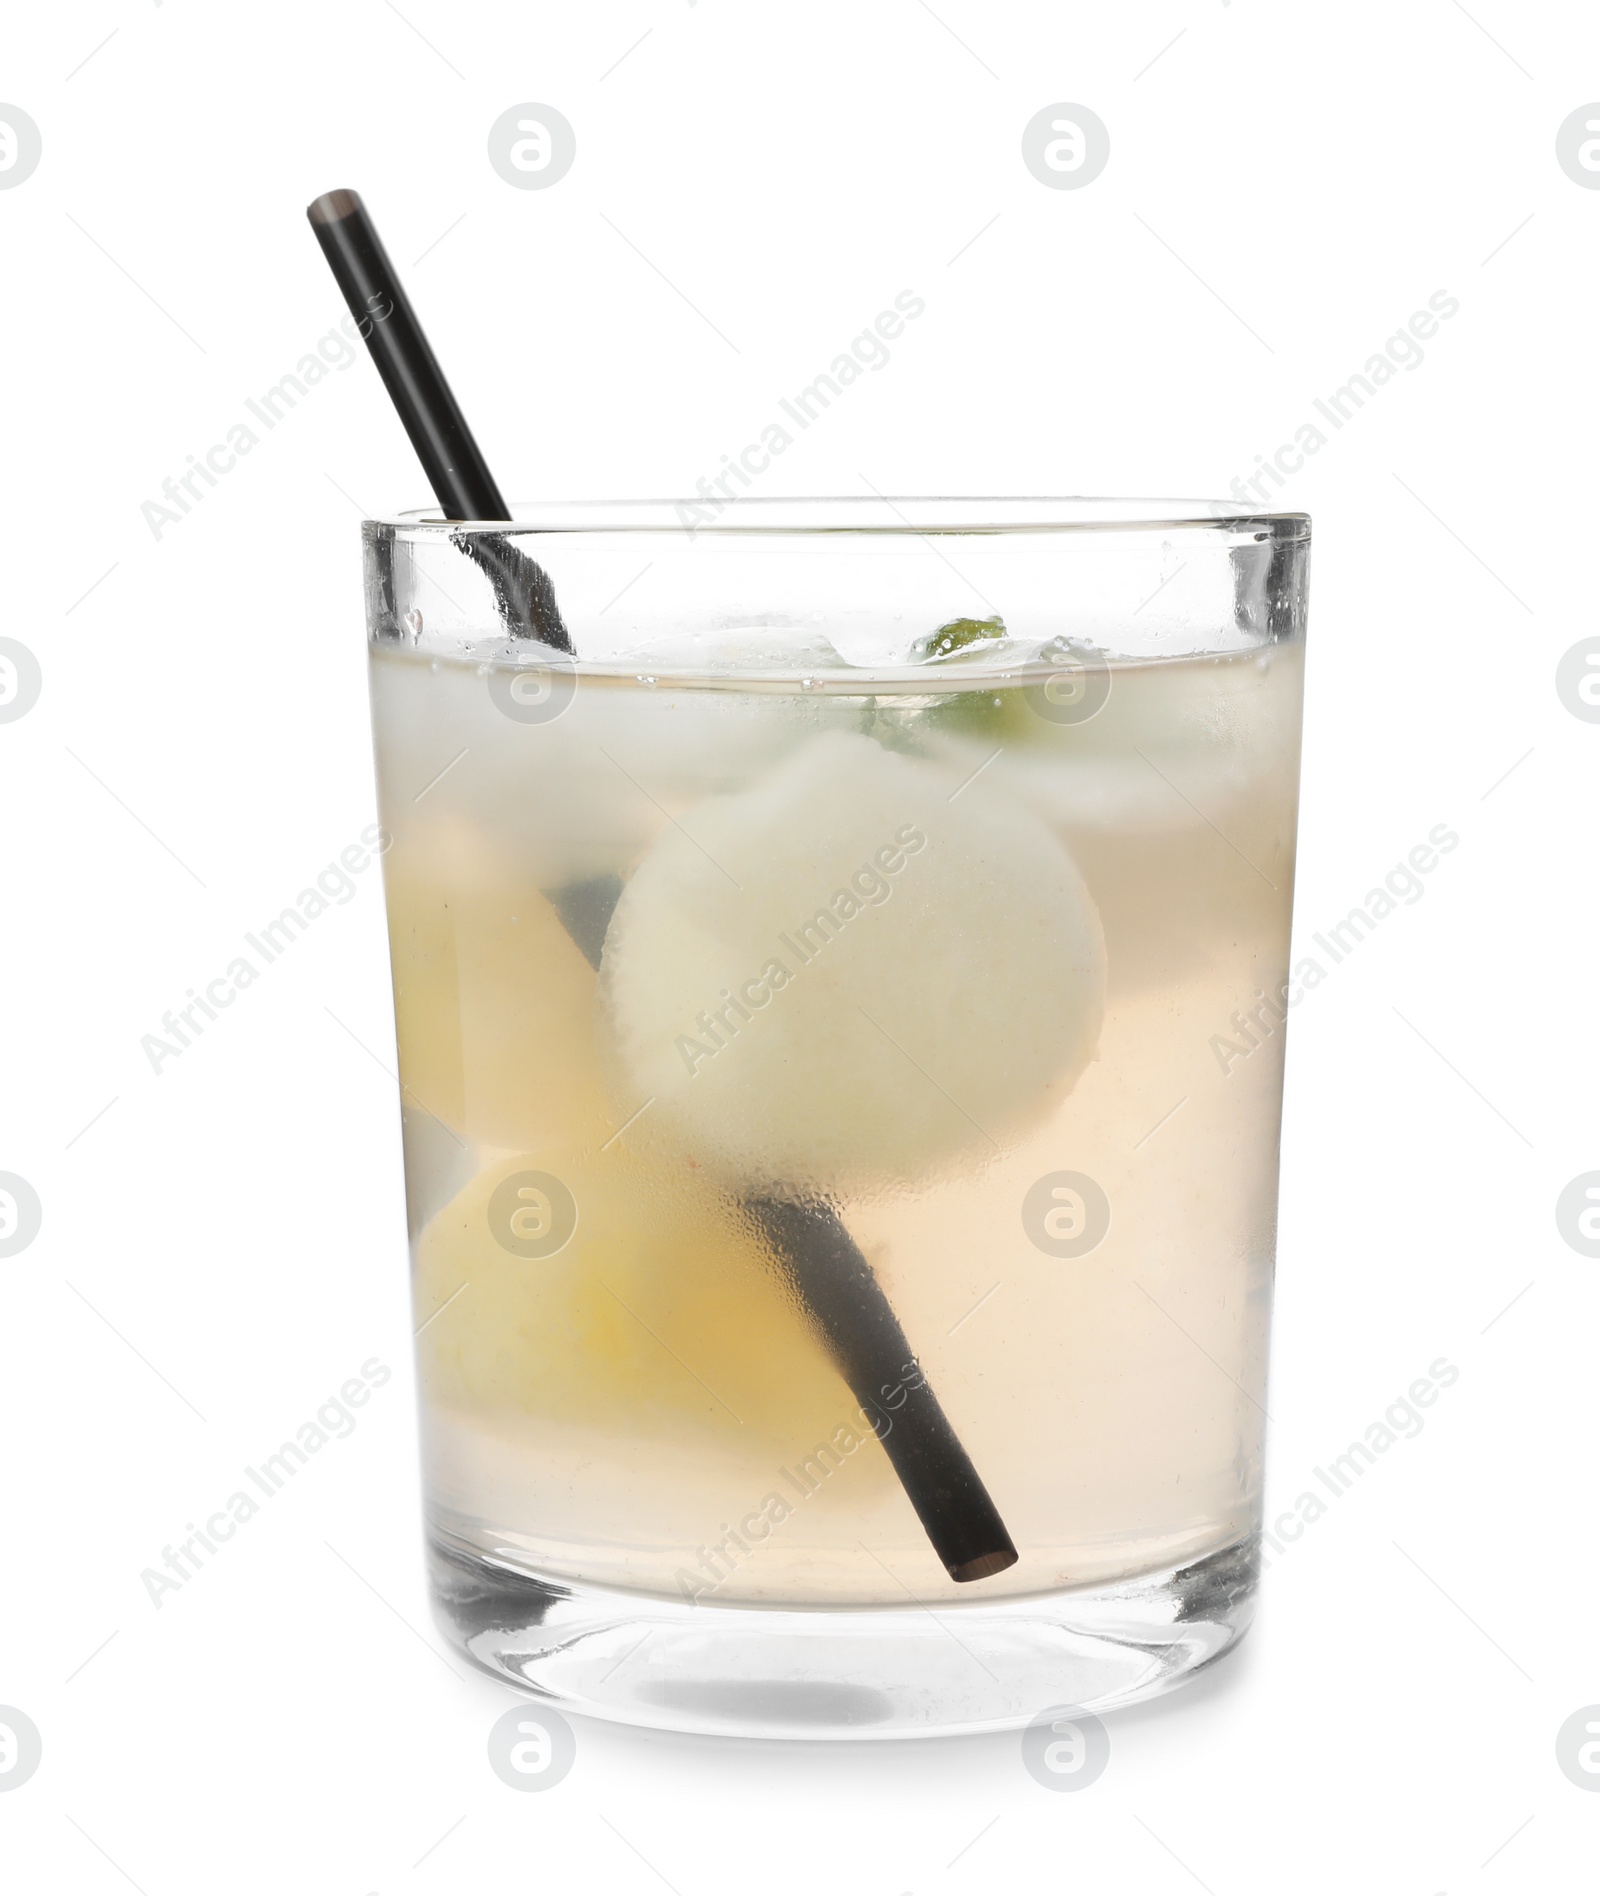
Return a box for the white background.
[2,2,1597,1891]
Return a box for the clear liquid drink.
[365,500,1308,1738]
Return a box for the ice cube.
[616,624,854,676]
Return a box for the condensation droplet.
[403,609,423,643]
[800,677,817,692]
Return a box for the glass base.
[428,1532,1257,1740]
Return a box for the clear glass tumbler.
[364,498,1308,1739]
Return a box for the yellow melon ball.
[384,826,612,1152]
[414,1145,879,1458]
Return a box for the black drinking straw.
[747,1198,1018,1582]
[307,188,570,651]
[307,188,1017,1583]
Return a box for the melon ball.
[384,824,613,1153]
[415,1145,872,1456]
[598,729,1105,1196]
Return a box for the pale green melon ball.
[598,730,1105,1197]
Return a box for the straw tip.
[948,1547,1019,1583]
[307,188,365,227]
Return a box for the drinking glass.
[364,498,1308,1739]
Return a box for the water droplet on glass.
[403,609,423,643]
[637,674,657,688]
[800,677,817,692]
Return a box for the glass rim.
[369,496,1311,539]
